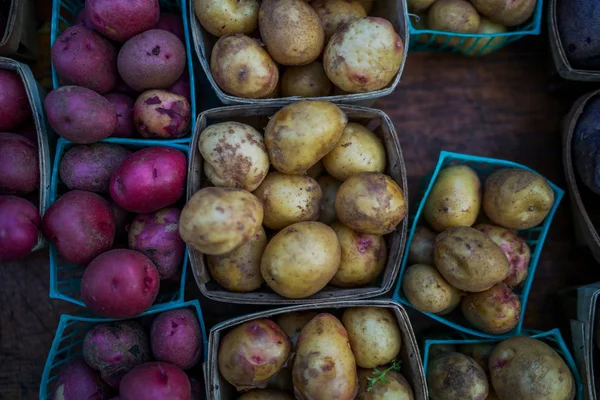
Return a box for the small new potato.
[461,283,521,334]
[408,226,436,266]
[470,0,536,27]
[253,172,322,230]
[483,168,554,230]
[402,264,462,314]
[357,369,414,400]
[342,307,401,368]
[239,389,294,400]
[133,90,190,139]
[427,0,481,46]
[199,121,270,191]
[427,352,489,400]
[281,61,332,98]
[195,0,259,36]
[335,172,407,235]
[322,123,386,181]
[461,19,507,56]
[458,343,495,374]
[318,175,342,225]
[408,0,436,12]
[275,311,318,348]
[312,0,367,43]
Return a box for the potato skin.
[275,311,318,348]
[199,122,270,191]
[402,264,461,314]
[293,313,358,399]
[265,101,347,174]
[318,175,342,225]
[260,221,341,298]
[281,61,332,98]
[133,90,191,139]
[490,337,575,400]
[423,165,481,232]
[407,226,436,266]
[312,0,367,43]
[458,343,495,374]
[210,34,279,99]
[239,389,294,400]
[195,0,259,36]
[0,134,39,195]
[427,352,489,400]
[461,283,521,334]
[357,369,414,400]
[342,307,401,368]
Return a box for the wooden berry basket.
[186,104,408,305]
[0,0,38,61]
[204,299,427,400]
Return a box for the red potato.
[81,249,160,318]
[85,0,160,42]
[0,70,31,131]
[119,362,191,400]
[0,196,40,262]
[104,93,135,138]
[167,70,191,104]
[44,86,117,144]
[0,133,39,195]
[109,147,186,213]
[42,190,115,265]
[155,13,185,42]
[51,26,118,93]
[52,357,110,400]
[150,308,203,370]
[133,90,190,139]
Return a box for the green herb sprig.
[366,359,402,392]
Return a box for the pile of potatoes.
[427,336,576,400]
[402,164,555,334]
[45,0,191,142]
[180,101,407,299]
[194,0,404,99]
[217,307,415,399]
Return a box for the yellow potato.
[293,313,358,399]
[318,175,342,225]
[408,0,436,12]
[402,264,462,314]
[260,221,341,298]
[335,172,407,235]
[210,34,279,99]
[324,17,403,92]
[440,286,463,315]
[179,187,263,255]
[470,0,536,27]
[427,352,489,400]
[281,61,333,98]
[259,0,324,65]
[461,18,507,56]
[427,0,480,47]
[423,165,482,232]
[407,226,436,266]
[312,0,367,43]
[357,369,414,400]
[461,283,521,334]
[483,168,555,230]
[207,227,267,292]
[458,342,495,374]
[306,160,325,179]
[195,0,259,36]
[239,389,294,400]
[253,172,322,230]
[322,123,386,181]
[265,101,347,175]
[342,307,401,368]
[329,222,387,288]
[275,311,318,348]
[199,121,270,191]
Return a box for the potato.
[207,227,267,292]
[119,362,190,400]
[470,0,536,27]
[150,308,203,370]
[85,0,159,42]
[408,226,436,266]
[0,70,31,131]
[199,122,270,191]
[0,134,39,195]
[490,337,575,400]
[474,224,530,287]
[195,0,259,36]
[239,389,294,400]
[427,352,489,400]
[329,222,387,287]
[293,313,358,399]
[179,187,263,255]
[324,17,403,92]
[402,264,462,314]
[322,123,386,181]
[210,34,279,99]
[275,311,318,348]
[218,319,291,391]
[252,172,322,230]
[265,101,347,174]
[281,61,332,98]
[408,0,436,12]
[423,165,481,232]
[52,358,110,400]
[259,0,324,66]
[318,175,341,225]
[434,226,509,292]
[104,93,135,138]
[460,18,507,56]
[342,307,401,368]
[357,368,414,400]
[483,169,554,230]
[0,196,41,262]
[427,0,480,46]
[335,172,406,235]
[260,221,341,298]
[312,0,367,43]
[461,283,521,334]
[134,90,191,139]
[458,343,495,374]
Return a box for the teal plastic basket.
[49,0,196,143]
[408,0,544,55]
[48,137,189,312]
[393,151,564,338]
[422,329,584,400]
[39,300,208,400]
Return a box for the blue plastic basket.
[48,137,189,312]
[393,151,564,338]
[39,300,208,400]
[422,329,584,400]
[49,0,196,143]
[408,0,544,55]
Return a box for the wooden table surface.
[3,34,600,399]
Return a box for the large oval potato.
[259,0,324,65]
[281,61,332,98]
[335,172,406,235]
[357,368,414,400]
[199,121,270,191]
[195,0,259,36]
[407,226,436,266]
[179,187,263,255]
[239,389,294,400]
[253,172,322,230]
[275,311,318,348]
[324,17,403,92]
[434,226,509,292]
[427,352,489,400]
[265,101,347,174]
[342,307,401,368]
[490,337,575,400]
[461,283,521,334]
[402,264,462,314]
[260,221,341,298]
[312,0,367,43]
[293,313,358,399]
[318,175,342,225]
[211,34,279,99]
[483,168,555,230]
[423,165,482,232]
